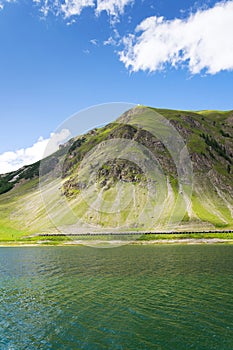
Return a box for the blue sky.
[0,0,232,172]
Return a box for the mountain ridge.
[0,106,232,239]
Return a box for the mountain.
[0,106,232,240]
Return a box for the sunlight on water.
[0,245,233,349]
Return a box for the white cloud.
[31,0,132,20]
[96,0,134,18]
[120,1,233,75]
[44,129,71,157]
[32,0,95,18]
[0,129,70,174]
[104,28,120,45]
[90,38,98,45]
[103,36,117,46]
[0,0,16,11]
[61,0,94,19]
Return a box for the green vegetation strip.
[137,233,233,240]
[1,232,233,245]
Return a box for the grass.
[137,232,233,240]
[1,173,232,242]
[0,225,27,241]
[188,134,206,153]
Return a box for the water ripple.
[0,245,232,349]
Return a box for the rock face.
[0,106,232,233]
[97,159,146,187]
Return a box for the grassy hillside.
[0,106,232,240]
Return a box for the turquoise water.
[0,245,233,349]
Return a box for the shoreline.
[1,238,233,247]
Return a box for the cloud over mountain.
[0,129,70,174]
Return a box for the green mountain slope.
[0,106,232,239]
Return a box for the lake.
[0,245,233,349]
